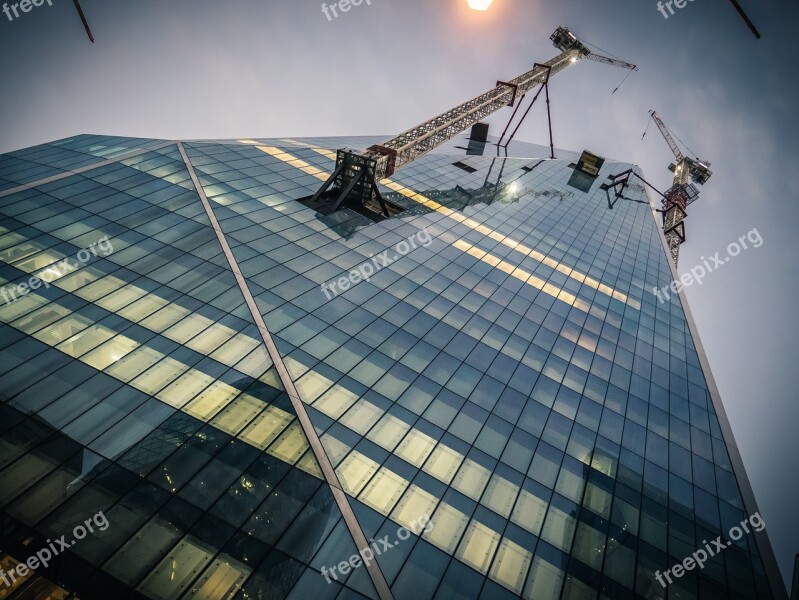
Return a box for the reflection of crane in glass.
[643,110,713,267]
[72,0,94,42]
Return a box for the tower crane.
[310,27,637,217]
[645,110,712,266]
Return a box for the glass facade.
[0,133,783,600]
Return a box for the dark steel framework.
[310,27,636,215]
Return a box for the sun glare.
[467,0,493,10]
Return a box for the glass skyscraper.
[0,133,786,600]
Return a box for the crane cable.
[641,114,653,140]
[671,128,700,161]
[581,35,634,94]
[612,69,634,95]
[642,112,702,159]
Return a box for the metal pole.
[726,0,761,38]
[544,73,554,159]
[72,0,95,42]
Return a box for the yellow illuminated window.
[358,468,408,515]
[266,421,309,464]
[367,413,411,451]
[161,372,223,412]
[141,303,191,332]
[74,273,127,301]
[132,356,189,395]
[422,444,464,484]
[55,265,104,292]
[0,231,26,250]
[295,369,335,403]
[391,484,438,531]
[0,555,34,595]
[182,382,240,421]
[234,344,274,379]
[0,240,44,262]
[282,355,309,380]
[489,537,532,595]
[312,385,359,418]
[591,450,617,477]
[57,323,119,358]
[540,505,577,552]
[211,394,265,436]
[211,334,260,366]
[335,451,380,496]
[452,459,491,500]
[0,293,48,322]
[583,482,612,518]
[423,502,469,553]
[339,399,383,435]
[395,429,436,467]
[187,555,251,600]
[555,468,585,503]
[259,367,282,391]
[482,475,519,519]
[117,294,171,323]
[105,520,178,583]
[10,303,71,334]
[95,284,149,312]
[32,311,93,346]
[522,556,564,600]
[186,322,237,355]
[164,313,215,344]
[296,450,323,479]
[320,434,352,466]
[241,406,294,450]
[510,488,548,535]
[14,249,64,272]
[138,536,215,600]
[106,345,164,382]
[456,520,501,575]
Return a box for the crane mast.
[647,110,712,267]
[310,27,636,217]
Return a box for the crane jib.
[308,26,637,218]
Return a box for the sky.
[1,0,797,591]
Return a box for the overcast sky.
[1,0,796,591]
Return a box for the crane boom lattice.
[310,27,636,216]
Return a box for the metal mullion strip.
[176,143,394,600]
[0,140,177,199]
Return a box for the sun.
[467,0,494,10]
